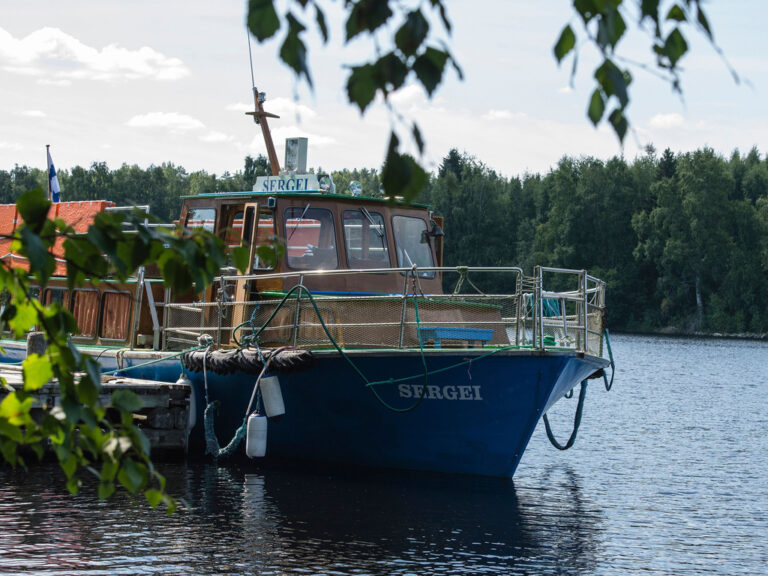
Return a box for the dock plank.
[1,365,191,455]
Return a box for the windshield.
[343,209,390,269]
[392,215,435,278]
[185,208,215,233]
[284,207,338,270]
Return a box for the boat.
[0,90,613,478]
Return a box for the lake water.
[1,334,766,575]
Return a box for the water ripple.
[0,335,766,574]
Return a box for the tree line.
[2,146,767,334]
[423,147,768,335]
[0,155,271,222]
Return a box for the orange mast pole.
[246,87,281,176]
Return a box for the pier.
[1,366,191,456]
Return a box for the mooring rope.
[237,280,430,412]
[602,328,616,391]
[101,346,202,376]
[542,380,588,450]
[201,342,249,459]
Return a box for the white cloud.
[126,112,205,132]
[38,77,72,86]
[20,110,46,117]
[482,109,527,121]
[0,141,22,151]
[0,26,189,82]
[271,126,335,147]
[244,126,336,159]
[228,97,318,122]
[200,131,233,143]
[264,97,318,120]
[649,113,685,130]
[558,85,573,94]
[226,102,253,113]
[389,84,427,107]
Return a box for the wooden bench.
[418,327,494,348]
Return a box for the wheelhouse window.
[71,289,99,338]
[225,209,245,250]
[100,291,132,340]
[244,206,277,270]
[185,208,216,233]
[343,209,390,269]
[43,287,69,307]
[392,216,435,278]
[284,206,338,270]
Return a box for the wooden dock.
[1,366,191,456]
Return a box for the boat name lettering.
[254,174,320,192]
[397,384,482,401]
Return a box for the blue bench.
[418,327,494,348]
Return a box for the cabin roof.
[180,190,430,208]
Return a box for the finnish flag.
[47,148,61,203]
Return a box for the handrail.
[214,265,525,283]
[161,265,606,356]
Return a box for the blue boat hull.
[186,350,607,478]
[0,342,607,477]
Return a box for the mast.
[246,88,281,176]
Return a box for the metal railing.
[160,266,606,355]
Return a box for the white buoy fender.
[246,413,268,458]
[260,375,285,418]
[176,373,196,431]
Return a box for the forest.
[2,145,767,335]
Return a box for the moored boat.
[0,93,613,478]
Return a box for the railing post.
[533,266,540,349]
[162,287,170,351]
[292,274,304,348]
[561,296,567,340]
[581,270,588,353]
[540,266,546,349]
[398,269,411,348]
[515,271,522,346]
[215,278,224,348]
[129,265,145,350]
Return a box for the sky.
[1,1,767,181]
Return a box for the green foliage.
[0,186,240,512]
[558,0,732,142]
[248,0,281,42]
[380,132,428,201]
[280,12,312,86]
[247,0,459,201]
[330,167,382,197]
[246,0,735,200]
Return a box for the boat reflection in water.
[185,463,602,575]
[0,462,601,574]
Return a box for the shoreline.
[613,329,768,341]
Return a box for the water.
[1,334,766,575]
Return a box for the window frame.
[42,287,70,308]
[185,207,216,233]
[391,215,436,279]
[342,209,391,270]
[98,290,133,342]
[245,204,277,271]
[70,288,101,340]
[283,206,339,271]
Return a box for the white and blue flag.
[47,148,61,202]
